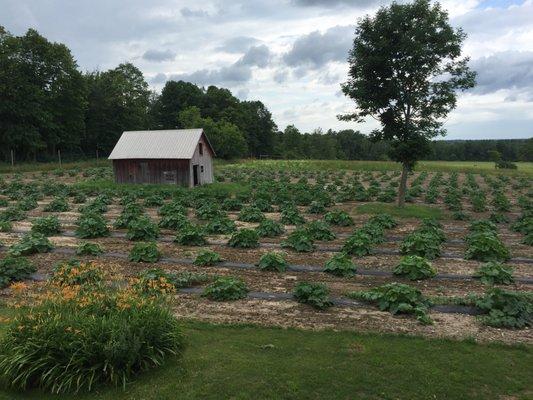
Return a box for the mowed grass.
[0,317,530,400]
[355,202,446,219]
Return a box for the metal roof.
[108,129,212,160]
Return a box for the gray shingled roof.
[108,129,210,160]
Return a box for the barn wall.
[189,134,214,186]
[113,159,190,186]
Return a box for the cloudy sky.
[3,0,533,139]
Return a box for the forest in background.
[1,27,531,163]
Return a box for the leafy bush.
[256,219,285,237]
[75,214,109,238]
[452,210,470,221]
[489,212,509,224]
[17,197,38,211]
[0,256,36,288]
[0,220,12,232]
[393,255,436,280]
[174,224,207,246]
[238,206,265,222]
[0,267,183,393]
[465,232,510,262]
[31,216,61,236]
[194,249,223,266]
[76,242,104,256]
[257,252,288,272]
[195,203,222,220]
[126,216,159,241]
[113,203,144,229]
[280,208,305,225]
[0,206,26,221]
[43,197,69,212]
[350,283,432,324]
[158,213,189,230]
[173,271,209,288]
[293,282,332,310]
[202,276,248,301]
[475,288,532,328]
[158,201,186,217]
[131,268,176,295]
[307,201,326,214]
[51,259,104,287]
[305,220,336,241]
[228,229,259,248]
[323,253,357,277]
[252,198,274,212]
[221,198,243,211]
[129,242,161,263]
[470,219,497,234]
[324,210,354,226]
[204,216,236,234]
[9,233,53,256]
[281,229,315,252]
[400,232,441,260]
[144,194,164,207]
[473,262,514,285]
[342,231,373,256]
[368,213,397,229]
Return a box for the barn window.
[162,171,177,183]
[201,165,204,173]
[199,143,203,155]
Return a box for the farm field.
[0,160,532,398]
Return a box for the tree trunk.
[397,163,409,207]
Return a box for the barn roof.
[108,129,215,160]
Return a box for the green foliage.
[323,253,357,277]
[0,220,12,232]
[174,225,207,246]
[76,242,104,256]
[307,201,326,214]
[305,220,336,241]
[256,219,285,237]
[51,259,104,287]
[75,213,109,238]
[393,255,436,280]
[293,282,332,310]
[0,256,36,288]
[158,213,190,231]
[470,219,497,234]
[43,197,69,212]
[8,232,53,256]
[351,283,432,325]
[238,206,265,222]
[368,213,397,229]
[400,232,441,260]
[126,216,159,241]
[113,203,144,229]
[257,252,288,272]
[228,229,259,248]
[342,231,374,256]
[31,215,61,236]
[281,229,315,252]
[465,232,510,262]
[129,242,161,263]
[202,276,249,301]
[473,262,514,285]
[194,249,223,266]
[280,208,305,225]
[324,210,354,226]
[204,216,236,234]
[475,288,532,329]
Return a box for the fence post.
[96,148,99,166]
[58,149,62,169]
[10,149,14,172]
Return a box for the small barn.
[108,129,215,187]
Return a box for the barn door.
[193,165,199,186]
[139,162,149,183]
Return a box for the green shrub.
[228,229,259,248]
[238,206,265,222]
[465,232,510,262]
[43,197,69,212]
[473,262,514,285]
[76,242,104,256]
[475,288,532,329]
[293,282,332,310]
[129,242,161,263]
[204,216,236,234]
[113,203,144,229]
[252,198,274,212]
[202,276,248,301]
[144,194,164,207]
[281,229,315,252]
[324,210,354,226]
[0,206,26,221]
[194,249,223,266]
[360,222,385,244]
[470,219,497,234]
[51,259,104,287]
[323,253,357,277]
[31,216,61,236]
[158,213,190,230]
[489,212,509,224]
[195,204,222,220]
[158,202,186,216]
[173,271,209,288]
[174,225,207,246]
[9,233,53,256]
[126,216,159,241]
[221,198,242,211]
[0,220,12,232]
[342,231,373,256]
[75,214,109,238]
[350,283,432,325]
[17,198,38,211]
[393,255,436,280]
[307,201,326,214]
[256,219,285,237]
[257,252,288,272]
[305,220,336,241]
[280,208,305,225]
[368,213,397,229]
[452,210,470,221]
[400,232,441,260]
[0,256,36,288]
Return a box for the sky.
[2,0,533,140]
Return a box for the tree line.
[0,26,530,164]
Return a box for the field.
[0,160,531,398]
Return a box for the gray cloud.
[283,25,353,71]
[470,51,533,99]
[180,7,209,18]
[238,44,271,67]
[216,36,260,53]
[273,69,289,83]
[142,49,176,62]
[293,0,382,8]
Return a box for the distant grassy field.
[355,202,446,219]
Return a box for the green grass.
[0,310,531,400]
[355,202,445,219]
[0,159,111,174]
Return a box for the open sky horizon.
[3,0,533,140]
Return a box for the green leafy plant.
[473,262,514,285]
[43,197,69,212]
[293,282,332,310]
[228,229,259,248]
[113,203,144,229]
[393,255,436,280]
[0,256,36,288]
[257,252,288,272]
[31,216,61,236]
[368,213,397,229]
[256,219,285,237]
[475,288,532,329]
[194,249,223,266]
[76,242,104,256]
[129,242,161,263]
[305,220,336,241]
[324,210,354,226]
[204,216,236,234]
[8,233,53,256]
[174,225,207,246]
[323,253,357,277]
[0,220,12,232]
[75,214,109,238]
[281,229,315,252]
[342,231,373,256]
[465,232,510,262]
[126,216,159,241]
[400,232,441,260]
[238,206,265,222]
[158,213,190,230]
[280,208,305,225]
[202,276,248,301]
[51,259,104,287]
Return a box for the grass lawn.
[0,318,531,400]
[355,202,446,219]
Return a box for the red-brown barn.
[108,129,215,187]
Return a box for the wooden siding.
[113,159,190,186]
[189,134,214,186]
